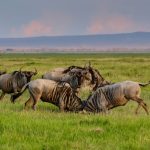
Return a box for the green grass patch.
[0,53,150,150]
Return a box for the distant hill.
[0,32,150,52]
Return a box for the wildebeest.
[0,68,37,101]
[42,64,110,92]
[83,81,149,115]
[13,79,83,112]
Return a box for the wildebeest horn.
[19,66,24,72]
[84,63,88,68]
[84,61,91,68]
[88,61,91,67]
[34,68,38,74]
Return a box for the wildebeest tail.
[11,83,29,102]
[139,81,150,87]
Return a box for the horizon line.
[0,31,149,39]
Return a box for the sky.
[0,0,150,37]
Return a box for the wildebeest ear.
[19,66,24,72]
[84,61,92,69]
[12,71,19,75]
[88,61,91,67]
[34,68,38,75]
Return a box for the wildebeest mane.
[11,71,24,80]
[88,67,96,84]
[11,71,19,75]
[92,69,108,90]
[94,69,103,78]
[63,66,84,73]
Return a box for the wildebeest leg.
[133,97,149,115]
[137,101,149,115]
[135,104,141,114]
[101,107,109,115]
[12,81,18,94]
[31,94,41,111]
[0,92,5,101]
[25,97,34,110]
[139,100,149,115]
[10,93,22,103]
[32,101,37,110]
[59,100,65,112]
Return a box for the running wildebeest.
[83,81,149,115]
[0,68,37,102]
[13,79,83,112]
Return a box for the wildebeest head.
[67,66,92,87]
[68,71,83,91]
[69,67,93,85]
[83,62,110,91]
[21,68,37,82]
[91,68,110,91]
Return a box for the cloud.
[22,20,53,36]
[10,12,71,37]
[87,21,103,34]
[87,16,134,34]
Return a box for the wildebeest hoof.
[10,97,15,104]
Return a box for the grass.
[0,53,150,150]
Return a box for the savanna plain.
[0,53,150,150]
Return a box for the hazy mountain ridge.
[0,32,150,51]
